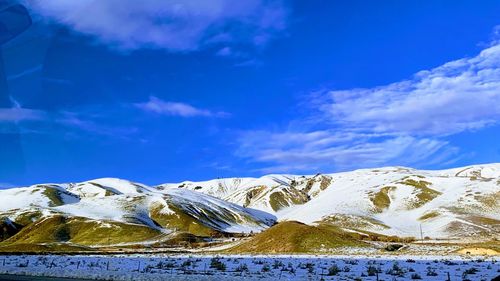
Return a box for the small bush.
[463,267,478,275]
[367,265,378,276]
[328,264,340,276]
[262,264,270,272]
[210,258,226,271]
[426,267,438,276]
[235,264,248,272]
[308,266,314,274]
[386,262,405,277]
[273,260,283,269]
[411,273,422,279]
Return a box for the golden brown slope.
[228,221,366,254]
[1,215,163,246]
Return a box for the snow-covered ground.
[0,254,497,281]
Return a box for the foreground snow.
[0,254,497,281]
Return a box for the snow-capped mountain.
[159,164,500,239]
[0,164,498,248]
[0,178,275,248]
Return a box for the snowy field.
[0,254,498,281]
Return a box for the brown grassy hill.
[2,215,163,246]
[228,221,366,254]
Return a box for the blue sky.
[2,0,500,186]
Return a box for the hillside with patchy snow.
[0,164,498,250]
[0,178,275,249]
[160,164,500,240]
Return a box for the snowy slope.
[0,178,275,243]
[279,166,500,238]
[0,164,499,244]
[158,174,330,213]
[161,164,500,239]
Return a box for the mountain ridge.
[0,163,499,250]
[159,163,500,239]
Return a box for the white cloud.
[23,0,287,51]
[237,130,458,173]
[317,44,500,136]
[136,96,228,118]
[0,107,46,122]
[236,42,500,173]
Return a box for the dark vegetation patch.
[384,244,404,251]
[0,218,22,241]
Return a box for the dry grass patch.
[38,186,79,207]
[457,247,499,256]
[243,185,268,207]
[2,215,163,246]
[228,221,365,254]
[474,191,500,210]
[419,211,441,221]
[150,202,218,237]
[369,186,396,212]
[269,188,309,212]
[398,179,442,209]
[319,214,390,230]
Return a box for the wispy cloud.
[23,0,288,52]
[136,96,228,118]
[0,107,46,122]
[0,105,137,140]
[6,64,43,81]
[236,42,500,173]
[237,130,459,173]
[56,111,138,138]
